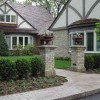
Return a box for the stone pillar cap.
[38,45,57,48]
[70,45,86,48]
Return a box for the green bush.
[85,55,94,70]
[93,54,100,68]
[30,57,44,77]
[15,59,31,79]
[0,32,9,56]
[0,59,16,80]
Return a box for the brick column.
[70,46,86,72]
[39,45,57,77]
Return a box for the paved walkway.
[0,69,100,100]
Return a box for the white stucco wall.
[17,16,32,28]
[88,2,100,19]
[51,0,100,30]
[19,22,32,28]
[53,9,66,28]
[68,7,81,25]
[0,4,33,29]
[0,10,3,14]
[70,0,83,16]
[7,10,16,15]
[85,0,97,14]
[1,5,5,11]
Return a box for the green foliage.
[0,59,16,81]
[30,57,45,77]
[93,54,100,68]
[31,0,67,16]
[85,55,94,70]
[0,32,9,56]
[9,44,39,56]
[96,22,100,41]
[85,54,100,70]
[0,56,44,81]
[15,59,31,79]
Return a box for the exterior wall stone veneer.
[39,45,57,77]
[53,30,69,58]
[70,46,86,72]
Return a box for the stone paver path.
[0,69,100,100]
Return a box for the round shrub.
[15,59,31,79]
[0,59,16,81]
[30,57,44,77]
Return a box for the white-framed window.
[0,14,16,23]
[5,35,33,50]
[69,30,100,53]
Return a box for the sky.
[16,0,25,2]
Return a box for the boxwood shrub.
[85,54,100,70]
[30,57,45,77]
[0,59,16,81]
[15,59,31,79]
[0,57,44,81]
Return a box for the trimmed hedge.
[0,59,16,81]
[30,57,45,77]
[15,59,31,79]
[0,57,44,81]
[85,54,100,70]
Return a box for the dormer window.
[0,14,16,23]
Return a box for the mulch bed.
[0,76,67,96]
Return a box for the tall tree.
[23,0,32,5]
[30,0,67,17]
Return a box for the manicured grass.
[55,60,71,69]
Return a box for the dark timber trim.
[86,0,100,18]
[0,8,4,14]
[18,21,25,28]
[6,9,11,14]
[68,5,83,19]
[83,0,85,19]
[49,0,72,30]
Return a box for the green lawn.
[0,56,71,69]
[55,59,71,69]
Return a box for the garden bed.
[0,76,67,96]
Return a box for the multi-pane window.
[6,15,10,22]
[69,31,100,52]
[5,35,33,50]
[0,14,16,23]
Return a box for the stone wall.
[70,46,86,72]
[39,45,56,77]
[53,30,69,58]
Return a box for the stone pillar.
[70,46,86,72]
[39,45,57,77]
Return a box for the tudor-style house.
[49,0,100,58]
[0,1,53,50]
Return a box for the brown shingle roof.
[7,2,53,34]
[68,19,100,29]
